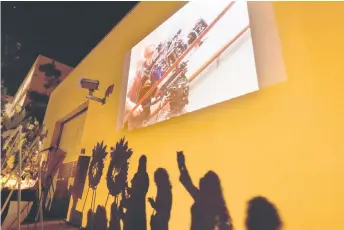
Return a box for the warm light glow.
[41,2,344,230]
[0,176,37,190]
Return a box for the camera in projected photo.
[124,18,208,130]
[120,0,287,131]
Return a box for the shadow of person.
[94,205,108,230]
[85,209,94,230]
[245,196,282,230]
[69,195,79,224]
[177,151,233,230]
[122,155,150,230]
[148,168,173,230]
[108,200,121,230]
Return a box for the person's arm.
[177,151,199,200]
[127,69,142,105]
[125,99,136,112]
[180,167,199,200]
[126,72,140,112]
[125,70,144,117]
[148,197,156,210]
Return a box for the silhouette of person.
[148,168,173,230]
[86,209,94,230]
[245,196,282,230]
[109,200,121,230]
[69,194,78,222]
[177,151,233,230]
[94,205,108,230]
[122,155,150,230]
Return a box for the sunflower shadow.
[84,142,108,230]
[107,137,134,230]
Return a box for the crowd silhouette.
[78,138,282,230]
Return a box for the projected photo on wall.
[120,0,286,131]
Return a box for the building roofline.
[36,54,74,69]
[65,2,140,72]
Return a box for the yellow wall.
[29,55,74,96]
[43,2,344,230]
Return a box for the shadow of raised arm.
[177,151,199,200]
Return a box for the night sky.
[1,1,138,95]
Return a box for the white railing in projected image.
[148,25,250,120]
[124,1,237,120]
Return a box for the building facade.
[4,55,73,118]
[42,2,344,230]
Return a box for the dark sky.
[1,1,138,95]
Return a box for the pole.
[38,141,45,230]
[17,125,22,230]
[39,161,44,230]
[0,181,17,214]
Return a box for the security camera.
[79,78,99,91]
[79,78,114,105]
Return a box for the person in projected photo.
[125,45,161,129]
[177,151,233,230]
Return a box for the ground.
[14,220,80,230]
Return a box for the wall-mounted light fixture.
[79,78,114,105]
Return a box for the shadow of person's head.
[199,170,223,199]
[199,171,226,212]
[197,170,233,228]
[246,196,282,230]
[154,168,172,189]
[138,155,147,172]
[86,209,94,230]
[94,205,108,230]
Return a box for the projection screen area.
[120,0,286,131]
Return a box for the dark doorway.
[46,108,88,220]
[48,161,76,219]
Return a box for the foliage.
[1,80,8,113]
[39,61,62,93]
[39,61,61,78]
[106,137,133,197]
[1,80,48,130]
[2,107,27,131]
[1,118,43,183]
[27,91,49,104]
[88,142,108,189]
[1,35,25,96]
[1,79,45,183]
[44,77,61,93]
[1,34,22,68]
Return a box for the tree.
[25,91,49,124]
[1,80,8,114]
[1,34,22,68]
[1,89,49,132]
[43,77,61,94]
[39,60,62,93]
[1,34,28,96]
